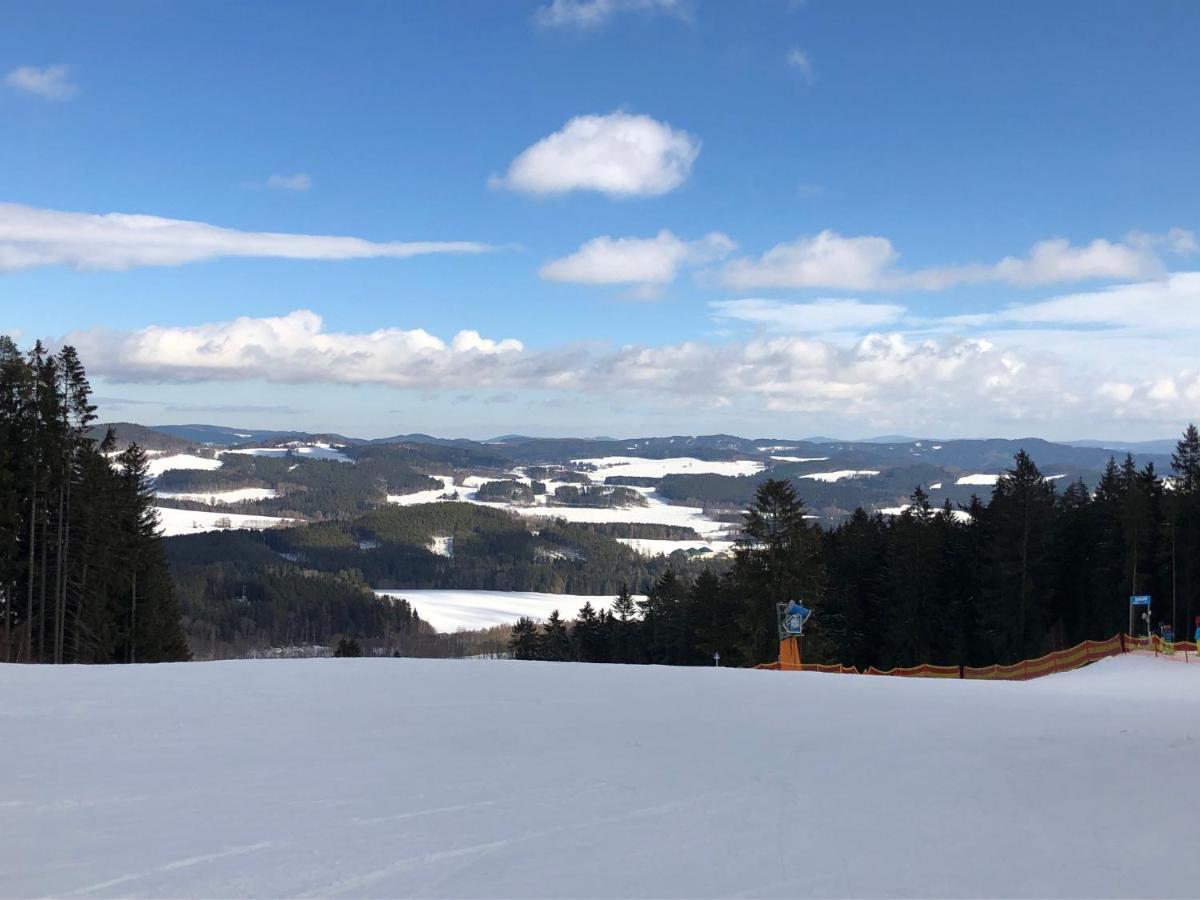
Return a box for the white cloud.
[786,48,813,82]
[5,64,77,100]
[721,229,1194,291]
[0,202,491,272]
[266,173,312,192]
[710,298,905,333]
[57,295,1200,433]
[65,311,524,388]
[540,230,733,294]
[491,112,700,197]
[534,0,686,29]
[722,231,897,291]
[911,237,1162,290]
[948,272,1200,333]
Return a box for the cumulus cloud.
[540,230,733,295]
[491,112,700,197]
[0,202,491,272]
[721,229,1194,291]
[534,0,686,29]
[710,298,906,333]
[266,173,312,192]
[56,293,1200,432]
[66,311,525,388]
[5,64,77,100]
[786,48,813,82]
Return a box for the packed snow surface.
[152,506,294,537]
[373,589,627,632]
[145,454,223,478]
[571,456,765,479]
[156,487,278,506]
[3,654,1196,898]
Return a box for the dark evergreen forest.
[0,338,189,663]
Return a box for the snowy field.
[387,477,733,537]
[145,453,223,478]
[616,537,736,557]
[156,487,278,506]
[570,456,764,479]
[373,589,630,632]
[152,506,294,537]
[222,443,351,463]
[2,654,1195,898]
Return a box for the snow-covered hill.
[3,654,1194,898]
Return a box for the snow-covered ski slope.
[2,654,1195,898]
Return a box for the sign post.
[776,601,812,670]
[1130,595,1151,641]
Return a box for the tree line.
[0,338,189,663]
[512,429,1200,669]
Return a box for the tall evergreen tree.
[978,451,1058,662]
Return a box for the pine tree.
[509,616,542,660]
[540,610,572,662]
[1171,424,1200,493]
[730,479,824,664]
[978,451,1058,662]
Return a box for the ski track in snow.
[2,654,1196,898]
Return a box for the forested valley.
[511,435,1200,670]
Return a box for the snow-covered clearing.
[956,473,1000,486]
[374,589,627,632]
[427,536,454,558]
[511,493,728,535]
[769,455,830,463]
[798,469,880,482]
[223,443,352,463]
[153,506,294,537]
[156,487,278,506]
[2,654,1195,898]
[386,478,732,537]
[617,537,736,557]
[386,476,457,506]
[877,504,974,523]
[571,456,764,479]
[145,454,223,478]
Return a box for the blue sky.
[1,0,1198,440]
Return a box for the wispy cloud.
[786,48,813,82]
[534,0,687,29]
[541,230,733,296]
[0,202,492,272]
[721,229,1196,291]
[5,64,77,100]
[711,298,905,333]
[491,111,700,197]
[265,173,312,192]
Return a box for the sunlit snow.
[3,655,1195,898]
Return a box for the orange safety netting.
[755,632,1196,679]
